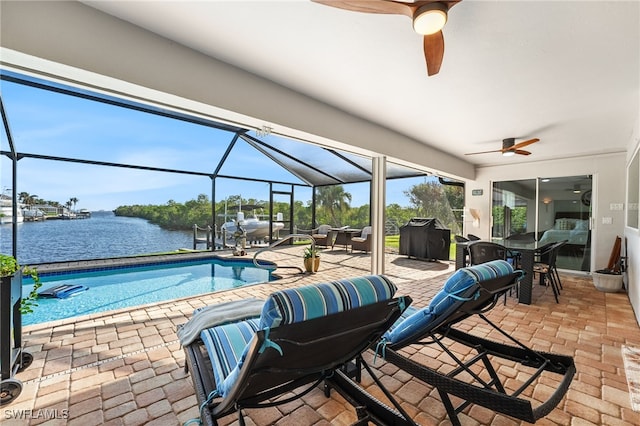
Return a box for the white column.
[371,156,386,274]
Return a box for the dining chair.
[467,241,507,265]
[454,235,470,266]
[467,241,519,303]
[533,241,566,303]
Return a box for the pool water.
[22,258,275,325]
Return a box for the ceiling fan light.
[502,151,515,157]
[413,3,448,35]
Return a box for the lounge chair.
[351,226,372,253]
[181,275,411,426]
[329,260,576,426]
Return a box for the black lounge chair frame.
[183,296,410,426]
[328,272,576,426]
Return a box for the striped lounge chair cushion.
[383,260,515,345]
[259,275,398,328]
[200,275,397,397]
[200,318,261,394]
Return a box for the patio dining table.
[455,240,540,305]
[332,228,362,250]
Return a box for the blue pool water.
[22,257,275,325]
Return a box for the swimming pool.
[22,256,276,325]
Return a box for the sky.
[1,76,429,211]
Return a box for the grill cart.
[1,269,33,406]
[399,217,451,261]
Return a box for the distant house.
[32,204,66,217]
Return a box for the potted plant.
[0,254,42,314]
[303,246,320,273]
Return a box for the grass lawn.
[385,235,455,260]
[385,235,400,249]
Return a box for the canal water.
[0,211,195,265]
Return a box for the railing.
[253,234,316,274]
[192,224,212,250]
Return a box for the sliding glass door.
[492,175,592,272]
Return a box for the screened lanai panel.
[216,137,309,185]
[2,70,433,191]
[0,73,241,174]
[242,134,373,186]
[386,162,428,180]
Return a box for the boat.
[23,208,45,222]
[221,211,285,243]
[0,194,24,224]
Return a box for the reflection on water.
[0,211,193,265]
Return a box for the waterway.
[0,211,195,265]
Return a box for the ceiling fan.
[311,0,461,76]
[465,138,540,157]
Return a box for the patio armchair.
[310,224,335,247]
[181,275,410,426]
[350,226,372,253]
[329,260,576,426]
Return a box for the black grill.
[399,217,451,260]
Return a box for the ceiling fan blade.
[423,31,444,76]
[311,0,412,16]
[512,138,540,150]
[465,148,503,156]
[514,149,532,156]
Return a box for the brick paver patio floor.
[7,246,640,425]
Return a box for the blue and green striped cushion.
[199,275,397,397]
[200,318,260,392]
[259,275,397,328]
[383,260,515,345]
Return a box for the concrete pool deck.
[7,246,640,425]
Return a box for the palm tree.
[315,185,352,226]
[70,197,79,212]
[18,193,38,208]
[18,192,30,205]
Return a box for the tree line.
[113,181,464,235]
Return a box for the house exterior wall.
[464,153,626,276]
[466,150,640,325]
[626,114,640,325]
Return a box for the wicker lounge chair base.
[330,331,575,425]
[329,260,575,426]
